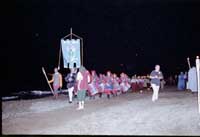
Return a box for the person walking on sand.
[65,68,77,103]
[76,66,90,110]
[150,65,163,102]
[48,68,63,99]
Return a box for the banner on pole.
[61,39,81,68]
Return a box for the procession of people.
[45,63,168,110]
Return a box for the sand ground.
[2,86,200,135]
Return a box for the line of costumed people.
[62,66,152,109]
[48,65,166,109]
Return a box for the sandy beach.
[2,86,200,135]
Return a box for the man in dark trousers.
[65,68,77,103]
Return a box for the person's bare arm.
[48,76,54,83]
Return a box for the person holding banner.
[48,68,63,99]
[65,68,77,103]
[76,66,90,110]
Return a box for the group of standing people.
[47,64,164,110]
[85,70,132,99]
[48,66,90,110]
[177,72,188,91]
[177,66,199,93]
[64,66,91,110]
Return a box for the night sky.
[2,0,200,96]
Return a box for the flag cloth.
[61,39,81,68]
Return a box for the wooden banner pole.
[42,67,55,96]
[81,38,83,66]
[58,45,61,70]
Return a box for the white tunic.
[188,67,198,92]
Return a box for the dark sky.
[2,0,200,95]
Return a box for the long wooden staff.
[58,45,61,70]
[42,67,55,96]
[196,56,200,114]
[187,57,191,69]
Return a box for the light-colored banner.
[61,39,81,68]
